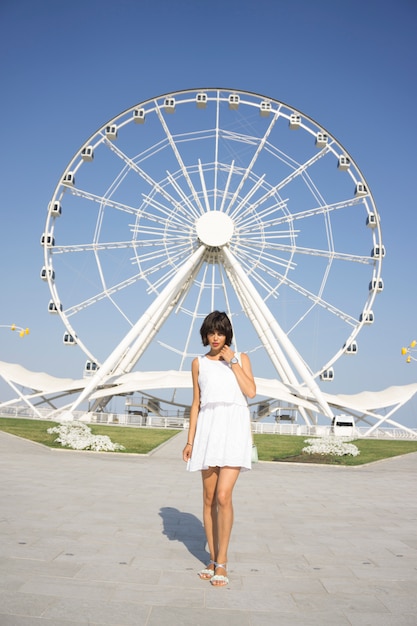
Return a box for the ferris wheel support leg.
[115,258,203,375]
[223,247,334,420]
[225,269,289,382]
[63,246,206,418]
[242,306,315,425]
[224,261,314,425]
[88,260,203,413]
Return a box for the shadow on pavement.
[159,506,208,564]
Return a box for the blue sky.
[1,0,416,425]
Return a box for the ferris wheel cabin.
[62,172,75,186]
[360,310,374,324]
[315,132,328,148]
[84,361,99,375]
[371,245,385,258]
[228,94,240,110]
[289,114,301,129]
[49,201,61,217]
[320,368,334,381]
[48,300,62,313]
[63,333,76,345]
[355,182,368,196]
[40,233,55,247]
[196,92,207,109]
[343,340,358,354]
[259,101,271,117]
[133,108,146,123]
[105,125,118,140]
[81,146,94,161]
[369,278,384,292]
[40,266,55,281]
[164,98,175,113]
[366,213,378,228]
[337,155,351,170]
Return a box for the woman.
[183,311,256,587]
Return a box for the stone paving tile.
[206,586,297,612]
[74,563,162,585]
[377,591,417,614]
[147,605,252,626]
[248,610,351,625]
[112,583,205,608]
[345,613,417,626]
[292,590,390,614]
[42,597,151,625]
[0,617,82,625]
[18,577,117,603]
[346,612,417,626]
[0,591,55,618]
[0,556,82,580]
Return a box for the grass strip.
[254,434,417,465]
[0,418,180,454]
[1,418,416,464]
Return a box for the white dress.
[187,354,252,472]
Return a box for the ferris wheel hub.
[195,211,234,247]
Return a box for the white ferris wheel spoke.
[64,272,143,317]
[104,139,198,220]
[65,186,141,216]
[154,101,206,215]
[224,110,280,216]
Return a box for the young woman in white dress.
[183,311,256,587]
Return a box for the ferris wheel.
[41,88,383,414]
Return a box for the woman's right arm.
[183,357,200,462]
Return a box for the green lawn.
[1,417,417,464]
[253,434,417,466]
[0,418,180,454]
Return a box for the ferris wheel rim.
[42,88,383,380]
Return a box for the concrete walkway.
[0,429,416,625]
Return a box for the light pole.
[0,324,30,338]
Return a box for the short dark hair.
[200,311,233,346]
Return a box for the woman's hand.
[183,442,193,462]
[219,345,235,363]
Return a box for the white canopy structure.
[1,360,416,437]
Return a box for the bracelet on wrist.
[186,442,193,446]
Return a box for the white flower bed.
[302,436,360,457]
[47,421,125,452]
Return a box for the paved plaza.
[0,428,416,625]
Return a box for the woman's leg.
[201,467,220,574]
[212,466,240,585]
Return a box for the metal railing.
[1,405,416,439]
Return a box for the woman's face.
[206,330,226,351]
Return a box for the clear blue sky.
[1,0,416,425]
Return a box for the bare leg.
[200,467,220,577]
[212,466,240,586]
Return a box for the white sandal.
[198,559,216,579]
[210,562,229,586]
